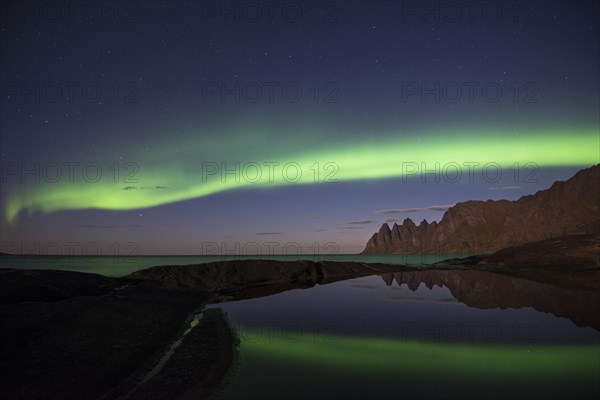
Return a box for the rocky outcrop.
[127,260,409,293]
[450,233,600,268]
[363,164,600,254]
[0,270,214,400]
[380,267,600,330]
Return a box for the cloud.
[488,186,522,191]
[345,219,376,225]
[335,220,375,230]
[305,215,325,220]
[79,224,141,229]
[255,232,282,235]
[314,229,326,232]
[376,205,453,214]
[384,217,398,223]
[123,186,169,191]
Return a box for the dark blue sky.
[1,1,598,254]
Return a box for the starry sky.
[1,1,598,255]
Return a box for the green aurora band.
[226,326,600,398]
[4,130,599,223]
[239,329,600,377]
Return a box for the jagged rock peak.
[362,164,600,254]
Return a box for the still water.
[210,273,600,400]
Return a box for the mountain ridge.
[362,164,600,254]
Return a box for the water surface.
[210,273,600,399]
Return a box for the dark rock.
[386,267,600,330]
[363,164,600,254]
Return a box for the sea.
[0,253,469,276]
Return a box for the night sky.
[1,1,598,255]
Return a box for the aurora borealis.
[227,329,600,399]
[238,327,600,377]
[2,3,599,399]
[4,130,598,223]
[1,1,599,254]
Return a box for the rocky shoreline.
[0,260,412,400]
[0,269,214,400]
[363,164,600,254]
[1,248,599,399]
